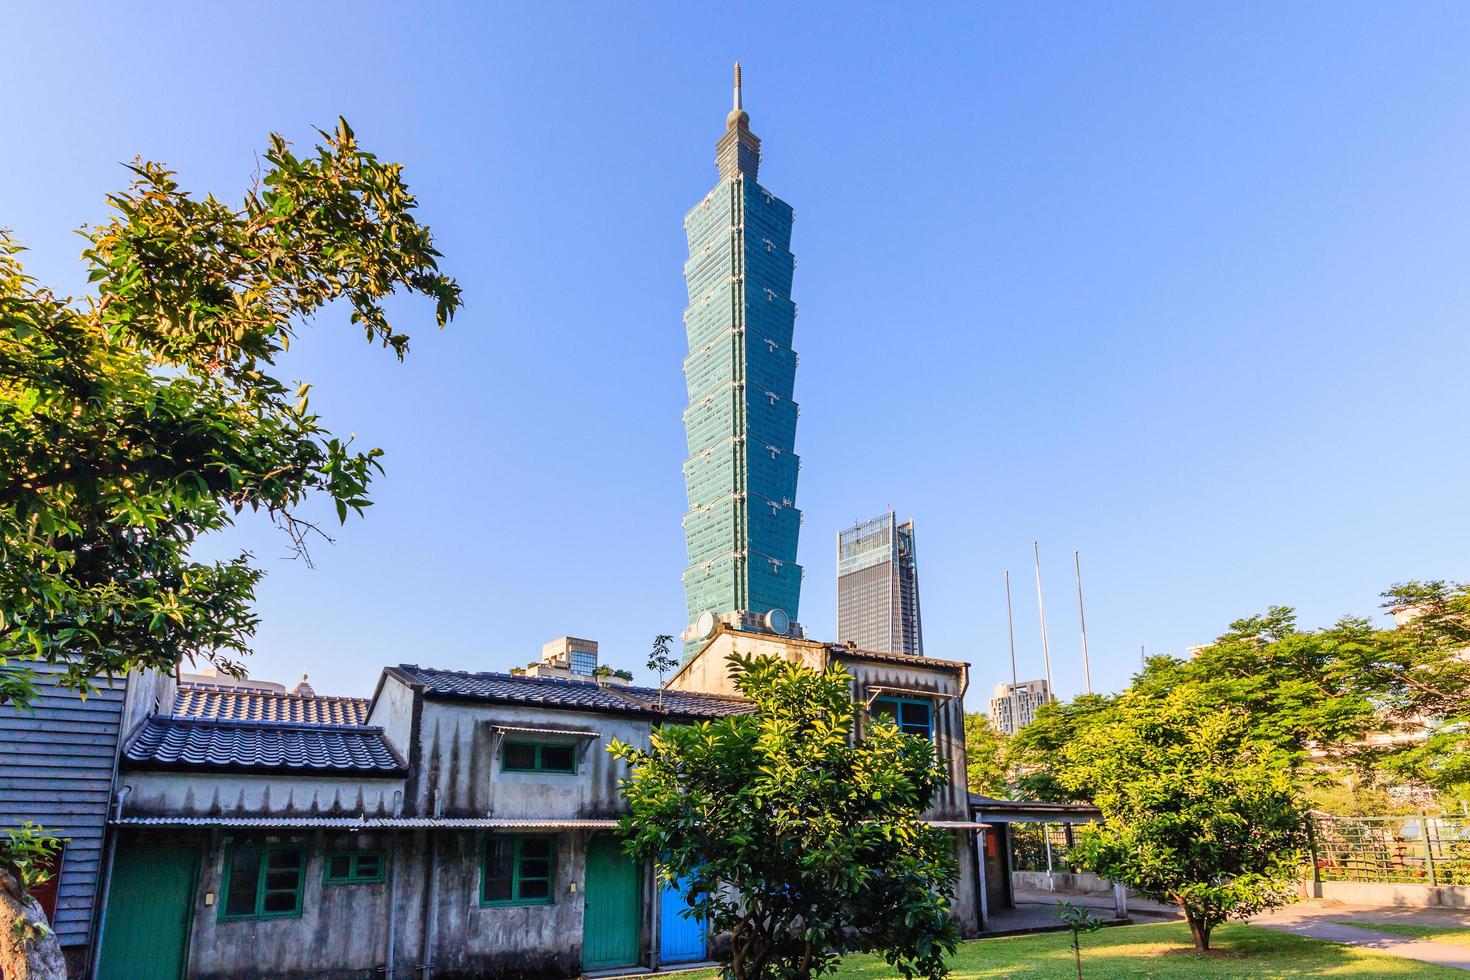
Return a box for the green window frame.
[322,850,385,885]
[220,844,306,920]
[480,835,556,907]
[501,740,577,774]
[871,695,934,740]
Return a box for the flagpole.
[1005,571,1018,689]
[1033,541,1054,697]
[1074,549,1093,694]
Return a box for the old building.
[93,625,985,979]
[97,665,751,979]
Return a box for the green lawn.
[679,921,1463,977]
[1333,921,1470,948]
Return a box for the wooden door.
[97,842,199,980]
[583,835,641,970]
[659,870,707,964]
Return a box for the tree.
[1346,582,1470,795]
[609,652,959,980]
[1056,687,1307,952]
[962,712,1010,797]
[646,633,678,708]
[0,119,460,706]
[1056,900,1102,980]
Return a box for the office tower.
[836,511,924,656]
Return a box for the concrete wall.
[120,771,405,817]
[1013,870,1117,896]
[1300,879,1470,908]
[409,696,652,820]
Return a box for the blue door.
[659,871,707,964]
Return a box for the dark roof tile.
[396,665,753,719]
[123,717,405,775]
[174,685,370,725]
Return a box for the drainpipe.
[89,785,133,979]
[422,833,439,980]
[384,832,397,980]
[421,785,441,980]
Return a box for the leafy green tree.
[1056,687,1308,952]
[1131,607,1378,765]
[1346,582,1470,795]
[609,653,959,980]
[0,119,460,705]
[962,711,1010,797]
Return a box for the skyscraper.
[681,66,803,653]
[836,512,924,656]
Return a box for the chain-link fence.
[1311,814,1470,885]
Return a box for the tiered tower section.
[681,65,803,652]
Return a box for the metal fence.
[1310,814,1470,885]
[1009,822,1085,874]
[1007,813,1470,886]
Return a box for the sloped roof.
[174,684,370,725]
[123,716,405,776]
[394,665,753,720]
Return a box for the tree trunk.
[0,869,67,980]
[1186,912,1211,953]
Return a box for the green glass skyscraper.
[681,65,803,652]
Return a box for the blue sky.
[8,3,1469,709]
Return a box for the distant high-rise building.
[541,636,599,677]
[836,511,924,656]
[681,65,804,654]
[988,679,1055,736]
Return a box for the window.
[502,740,576,774]
[323,850,385,885]
[871,696,933,740]
[481,836,555,906]
[221,844,305,920]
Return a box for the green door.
[583,835,641,970]
[98,842,199,980]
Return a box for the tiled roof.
[174,684,370,725]
[397,666,656,713]
[395,665,753,719]
[123,716,405,775]
[619,684,757,719]
[825,644,968,670]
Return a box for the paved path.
[1252,902,1470,971]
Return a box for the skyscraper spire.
[717,62,759,179]
[728,62,748,129]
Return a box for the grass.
[1333,921,1470,948]
[678,921,1464,977]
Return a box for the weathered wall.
[367,671,417,761]
[0,662,126,948]
[155,827,601,980]
[667,629,825,697]
[120,771,405,817]
[835,656,970,820]
[411,699,654,819]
